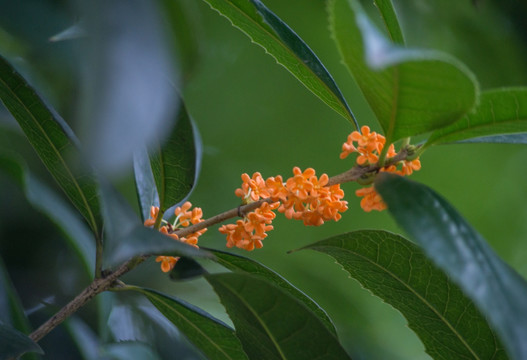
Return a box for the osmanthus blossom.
[144,202,207,272]
[341,126,421,212]
[145,126,421,271]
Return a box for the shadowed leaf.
[376,173,527,360]
[330,0,478,142]
[301,230,508,360]
[0,54,103,239]
[206,272,351,360]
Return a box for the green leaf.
[78,0,179,175]
[455,133,527,144]
[373,0,404,44]
[149,100,201,213]
[0,54,103,239]
[209,249,337,337]
[206,272,351,360]
[159,0,203,82]
[129,287,248,360]
[0,322,43,360]
[375,173,527,360]
[203,0,357,127]
[329,0,478,142]
[0,257,35,355]
[64,317,100,360]
[169,257,207,281]
[133,147,159,223]
[0,154,95,275]
[100,183,211,267]
[99,342,161,360]
[426,88,527,146]
[300,230,508,360]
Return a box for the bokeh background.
[1,0,527,359]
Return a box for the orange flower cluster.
[220,169,348,250]
[340,126,421,212]
[144,202,207,272]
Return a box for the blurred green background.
[1,0,527,359]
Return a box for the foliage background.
[0,0,526,359]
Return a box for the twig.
[29,255,147,342]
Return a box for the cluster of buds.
[219,169,348,251]
[340,126,421,211]
[144,202,207,272]
[144,126,422,272]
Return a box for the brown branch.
[29,255,147,343]
[28,147,412,344]
[174,148,409,238]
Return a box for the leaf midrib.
[217,279,287,359]
[0,73,99,236]
[319,244,482,360]
[145,292,239,360]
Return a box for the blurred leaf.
[0,54,103,238]
[133,147,159,223]
[129,287,248,360]
[329,0,478,142]
[159,0,204,82]
[373,0,404,44]
[78,0,178,176]
[206,272,351,360]
[209,249,337,337]
[149,100,201,213]
[65,317,100,360]
[203,0,357,127]
[100,183,211,268]
[49,22,86,42]
[100,342,161,360]
[0,322,43,360]
[455,133,527,144]
[426,88,527,146]
[169,257,207,281]
[0,154,95,275]
[300,230,508,360]
[375,173,527,360]
[0,257,34,350]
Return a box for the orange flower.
[235,172,270,203]
[144,202,207,272]
[144,206,160,227]
[355,186,387,212]
[156,256,178,273]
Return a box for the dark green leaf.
[0,154,95,275]
[300,230,508,360]
[100,183,211,267]
[129,287,248,360]
[209,249,337,337]
[65,317,100,360]
[99,342,161,360]
[0,54,103,238]
[169,257,207,281]
[0,257,33,345]
[455,133,527,144]
[375,173,527,360]
[149,100,201,212]
[78,0,178,175]
[133,147,159,223]
[159,0,203,82]
[0,322,43,360]
[206,272,351,360]
[203,0,357,127]
[373,0,404,44]
[329,0,478,142]
[426,88,527,146]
